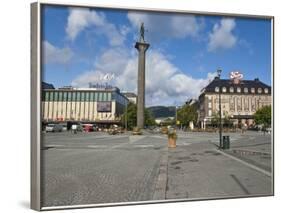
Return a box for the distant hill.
[147,106,176,118]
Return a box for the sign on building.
[97,102,112,112]
[230,71,243,84]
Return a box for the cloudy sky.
[42,5,272,106]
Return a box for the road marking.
[87,145,108,148]
[134,145,154,148]
[45,144,64,147]
[129,135,147,143]
[214,149,272,177]
[151,135,166,139]
[179,142,191,146]
[111,142,131,149]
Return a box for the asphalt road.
[41,130,273,207]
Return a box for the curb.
[231,149,271,156]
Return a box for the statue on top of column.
[139,22,146,42]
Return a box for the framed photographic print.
[31,1,274,211]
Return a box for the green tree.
[177,105,198,127]
[223,112,233,128]
[211,112,219,127]
[121,102,156,129]
[121,102,137,130]
[144,109,156,126]
[254,105,271,127]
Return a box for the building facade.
[42,84,129,125]
[198,77,271,128]
[122,92,137,104]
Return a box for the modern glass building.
[42,84,129,125]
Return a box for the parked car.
[92,125,98,131]
[108,128,118,135]
[46,124,63,132]
[62,124,67,131]
[83,124,94,132]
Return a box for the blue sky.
[42,5,272,106]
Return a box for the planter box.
[168,138,176,148]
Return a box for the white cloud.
[66,8,125,46]
[69,10,215,106]
[71,47,215,106]
[127,12,203,42]
[43,41,73,64]
[208,18,237,52]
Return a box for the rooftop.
[201,77,271,95]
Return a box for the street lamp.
[217,68,223,149]
[175,105,177,129]
[125,102,128,131]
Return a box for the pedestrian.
[72,124,77,134]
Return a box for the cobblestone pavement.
[41,130,273,207]
[166,131,272,200]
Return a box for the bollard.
[222,135,230,149]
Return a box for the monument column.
[135,23,150,129]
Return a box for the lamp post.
[217,68,223,149]
[175,105,177,129]
[125,102,128,131]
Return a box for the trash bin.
[222,136,230,149]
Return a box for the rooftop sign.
[230,71,243,84]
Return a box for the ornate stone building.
[198,77,271,129]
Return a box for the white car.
[46,124,63,132]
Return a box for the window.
[215,87,219,92]
[49,91,54,101]
[72,92,76,102]
[112,92,116,100]
[264,88,269,94]
[230,87,234,93]
[208,102,212,108]
[108,92,112,101]
[244,88,248,93]
[208,110,212,116]
[44,91,49,102]
[81,92,85,101]
[95,92,98,101]
[58,92,63,101]
[85,92,89,101]
[251,88,255,93]
[76,92,80,101]
[67,92,72,101]
[237,87,241,93]
[222,87,226,92]
[98,92,103,101]
[54,92,58,101]
[103,92,107,101]
[90,92,94,101]
[63,92,67,101]
[258,88,262,93]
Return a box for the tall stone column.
[135,41,149,129]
